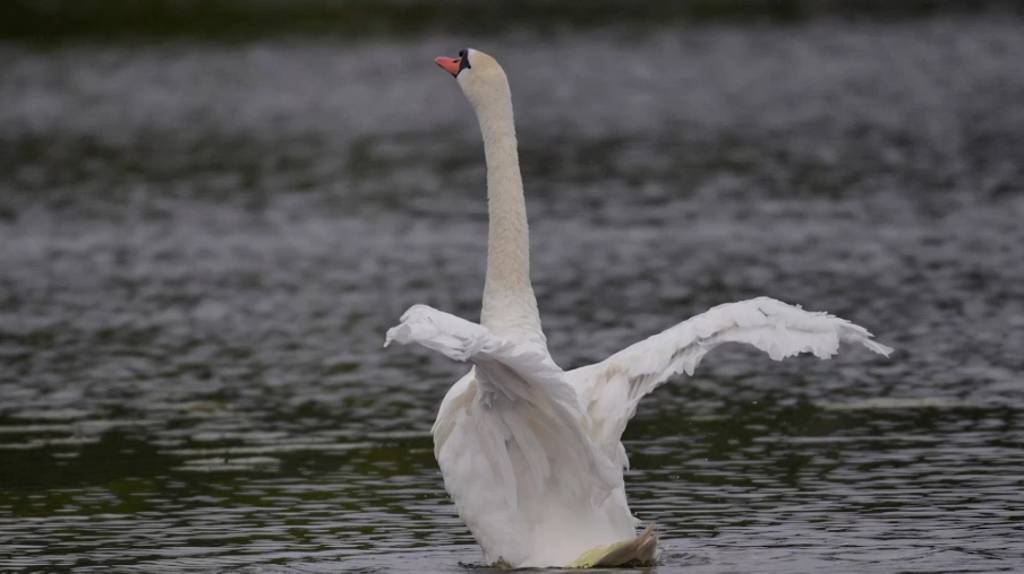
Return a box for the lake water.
[1,17,1023,573]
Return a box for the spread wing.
[385,304,638,564]
[384,304,620,497]
[564,297,893,468]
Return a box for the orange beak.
[435,56,462,77]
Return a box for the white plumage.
[385,299,890,566]
[386,48,892,568]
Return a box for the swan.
[384,48,892,568]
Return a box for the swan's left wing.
[384,304,573,407]
[565,297,892,467]
[384,304,620,493]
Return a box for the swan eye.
[459,49,471,72]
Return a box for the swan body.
[386,49,892,568]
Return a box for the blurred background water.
[1,2,1023,572]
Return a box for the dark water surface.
[2,18,1023,573]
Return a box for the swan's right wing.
[565,297,892,467]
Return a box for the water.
[2,17,1023,573]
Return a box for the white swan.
[385,48,892,568]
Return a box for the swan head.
[434,48,510,113]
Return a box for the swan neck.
[475,97,543,344]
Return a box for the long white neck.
[473,92,545,346]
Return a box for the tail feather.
[568,524,659,568]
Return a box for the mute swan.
[385,48,892,568]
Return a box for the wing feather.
[565,297,892,466]
[385,304,620,493]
